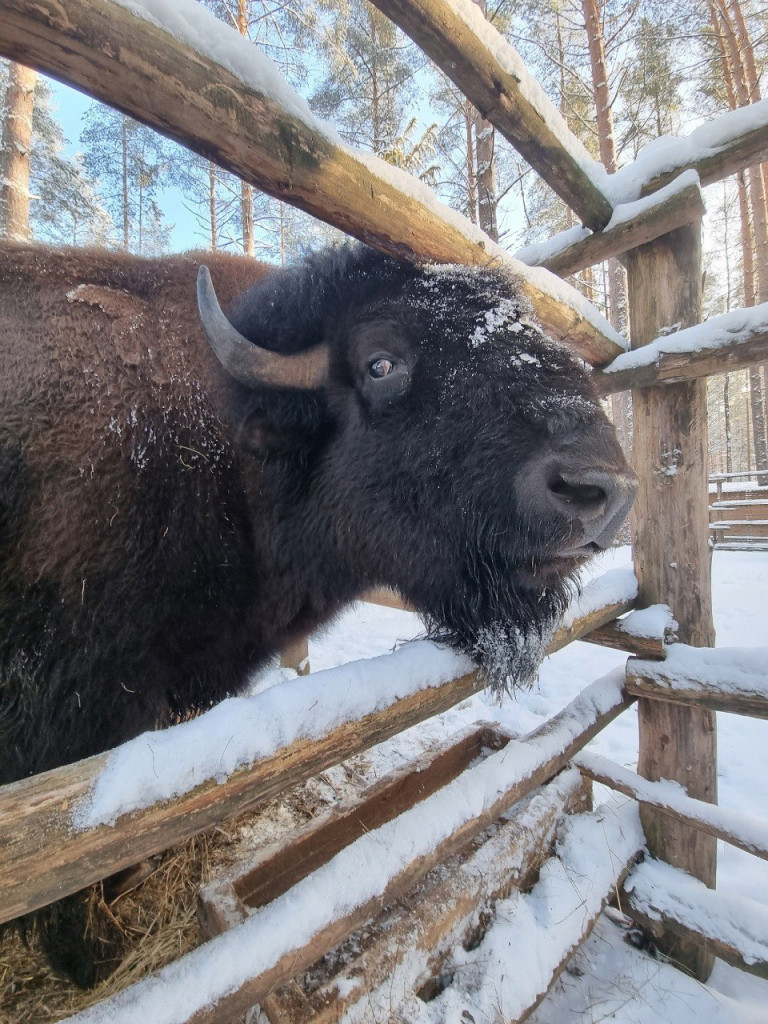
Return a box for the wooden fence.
[1,0,768,1019]
[710,470,768,550]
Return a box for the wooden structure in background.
[1,0,768,1018]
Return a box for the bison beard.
[0,242,635,986]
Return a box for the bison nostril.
[548,474,607,515]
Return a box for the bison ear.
[235,392,328,455]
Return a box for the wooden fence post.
[626,220,717,980]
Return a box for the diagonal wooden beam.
[370,0,614,230]
[0,0,624,366]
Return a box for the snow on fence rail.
[56,675,634,1024]
[624,857,768,981]
[626,644,768,719]
[518,171,705,278]
[594,302,768,394]
[575,750,768,862]
[252,767,592,1024]
[0,575,637,926]
[0,0,624,367]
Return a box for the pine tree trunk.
[237,0,255,257]
[208,161,217,250]
[121,116,129,250]
[472,0,497,241]
[464,100,477,224]
[712,0,768,482]
[581,0,630,454]
[0,62,36,241]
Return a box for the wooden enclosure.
[1,0,768,1020]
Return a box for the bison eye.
[368,357,395,379]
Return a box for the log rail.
[0,591,633,926]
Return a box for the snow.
[602,301,768,375]
[66,547,768,1022]
[603,168,701,230]
[516,170,701,269]
[113,0,333,132]
[560,567,638,628]
[111,0,625,357]
[618,603,677,640]
[516,223,592,267]
[626,857,768,968]
[574,751,768,859]
[627,642,768,699]
[344,799,644,1024]
[606,99,768,204]
[74,640,473,828]
[440,0,608,196]
[75,566,635,827]
[61,678,629,1024]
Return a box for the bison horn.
[197,266,329,390]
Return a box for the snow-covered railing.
[368,0,614,231]
[626,644,768,719]
[594,304,768,394]
[518,172,705,278]
[624,858,768,981]
[0,0,625,367]
[246,768,595,1024]
[55,674,635,1024]
[0,576,636,927]
[575,751,768,862]
[612,98,768,201]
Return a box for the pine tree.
[0,61,36,241]
[80,104,172,254]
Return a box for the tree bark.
[118,116,129,249]
[0,61,36,241]
[237,0,255,256]
[581,0,631,454]
[712,0,768,482]
[208,160,217,249]
[472,0,497,241]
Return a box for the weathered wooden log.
[0,0,623,366]
[257,770,591,1024]
[638,102,768,196]
[537,177,705,278]
[624,858,768,981]
[575,751,768,861]
[369,0,613,230]
[0,595,631,926]
[626,647,768,719]
[580,620,668,660]
[595,324,768,394]
[199,721,512,938]
[627,220,717,981]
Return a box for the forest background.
[1,0,767,480]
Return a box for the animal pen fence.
[1,0,768,1020]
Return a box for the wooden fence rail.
[57,676,635,1024]
[576,750,768,862]
[625,646,768,719]
[0,593,634,926]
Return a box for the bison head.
[198,246,636,692]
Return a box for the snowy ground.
[294,547,768,1024]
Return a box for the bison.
[0,241,635,981]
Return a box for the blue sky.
[48,76,204,252]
